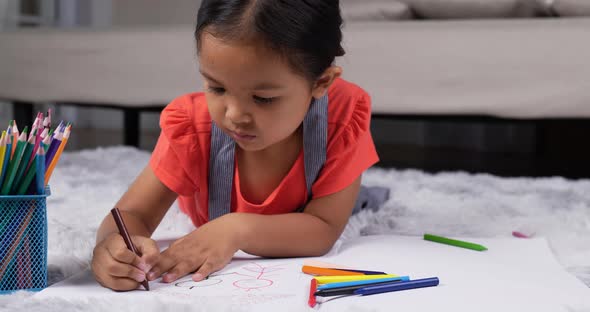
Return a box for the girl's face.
[198,33,317,153]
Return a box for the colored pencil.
[325,268,388,275]
[303,260,352,270]
[41,131,51,153]
[45,128,63,168]
[424,234,488,251]
[0,132,10,186]
[302,265,364,276]
[27,119,44,173]
[28,114,40,142]
[49,121,63,146]
[0,132,6,184]
[6,122,12,160]
[15,146,43,195]
[35,146,45,195]
[11,121,18,158]
[308,278,317,307]
[16,237,32,289]
[354,277,440,296]
[317,276,410,291]
[46,109,52,130]
[11,133,36,194]
[16,240,25,289]
[314,274,398,285]
[1,129,28,195]
[302,265,387,276]
[0,203,36,280]
[315,279,407,297]
[39,128,48,140]
[45,125,69,185]
[110,208,150,291]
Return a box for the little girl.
[92,0,381,291]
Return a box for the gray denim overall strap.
[298,94,329,212]
[208,95,328,221]
[208,121,236,221]
[208,94,389,221]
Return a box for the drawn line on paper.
[174,262,286,291]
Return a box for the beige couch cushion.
[341,0,413,21]
[401,0,541,18]
[551,0,590,16]
[0,27,199,107]
[339,19,590,118]
[1,19,590,118]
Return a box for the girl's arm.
[96,165,178,243]
[149,176,361,283]
[230,176,362,257]
[93,165,178,290]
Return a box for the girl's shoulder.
[160,92,212,134]
[327,78,371,130]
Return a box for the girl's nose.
[225,99,252,125]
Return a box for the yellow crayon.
[313,274,398,284]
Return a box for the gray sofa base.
[11,101,164,147]
[372,115,590,179]
[13,101,588,178]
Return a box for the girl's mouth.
[229,130,256,142]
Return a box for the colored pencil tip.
[512,231,533,239]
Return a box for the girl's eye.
[253,95,276,104]
[207,87,225,95]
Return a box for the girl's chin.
[235,140,265,152]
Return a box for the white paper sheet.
[36,235,590,311]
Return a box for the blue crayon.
[354,277,439,296]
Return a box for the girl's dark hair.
[195,0,345,83]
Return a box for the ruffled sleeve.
[150,95,201,196]
[311,91,379,198]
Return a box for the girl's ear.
[311,66,343,99]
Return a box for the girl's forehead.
[200,33,280,64]
[198,33,296,82]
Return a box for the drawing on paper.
[174,262,286,292]
[175,278,223,288]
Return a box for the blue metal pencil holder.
[0,187,50,294]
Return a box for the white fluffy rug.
[1,146,589,311]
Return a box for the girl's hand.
[147,216,240,283]
[91,233,160,291]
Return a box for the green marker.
[424,234,488,251]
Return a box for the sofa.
[0,0,589,173]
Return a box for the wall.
[111,0,200,26]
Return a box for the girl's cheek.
[206,98,222,119]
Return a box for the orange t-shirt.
[149,78,379,227]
